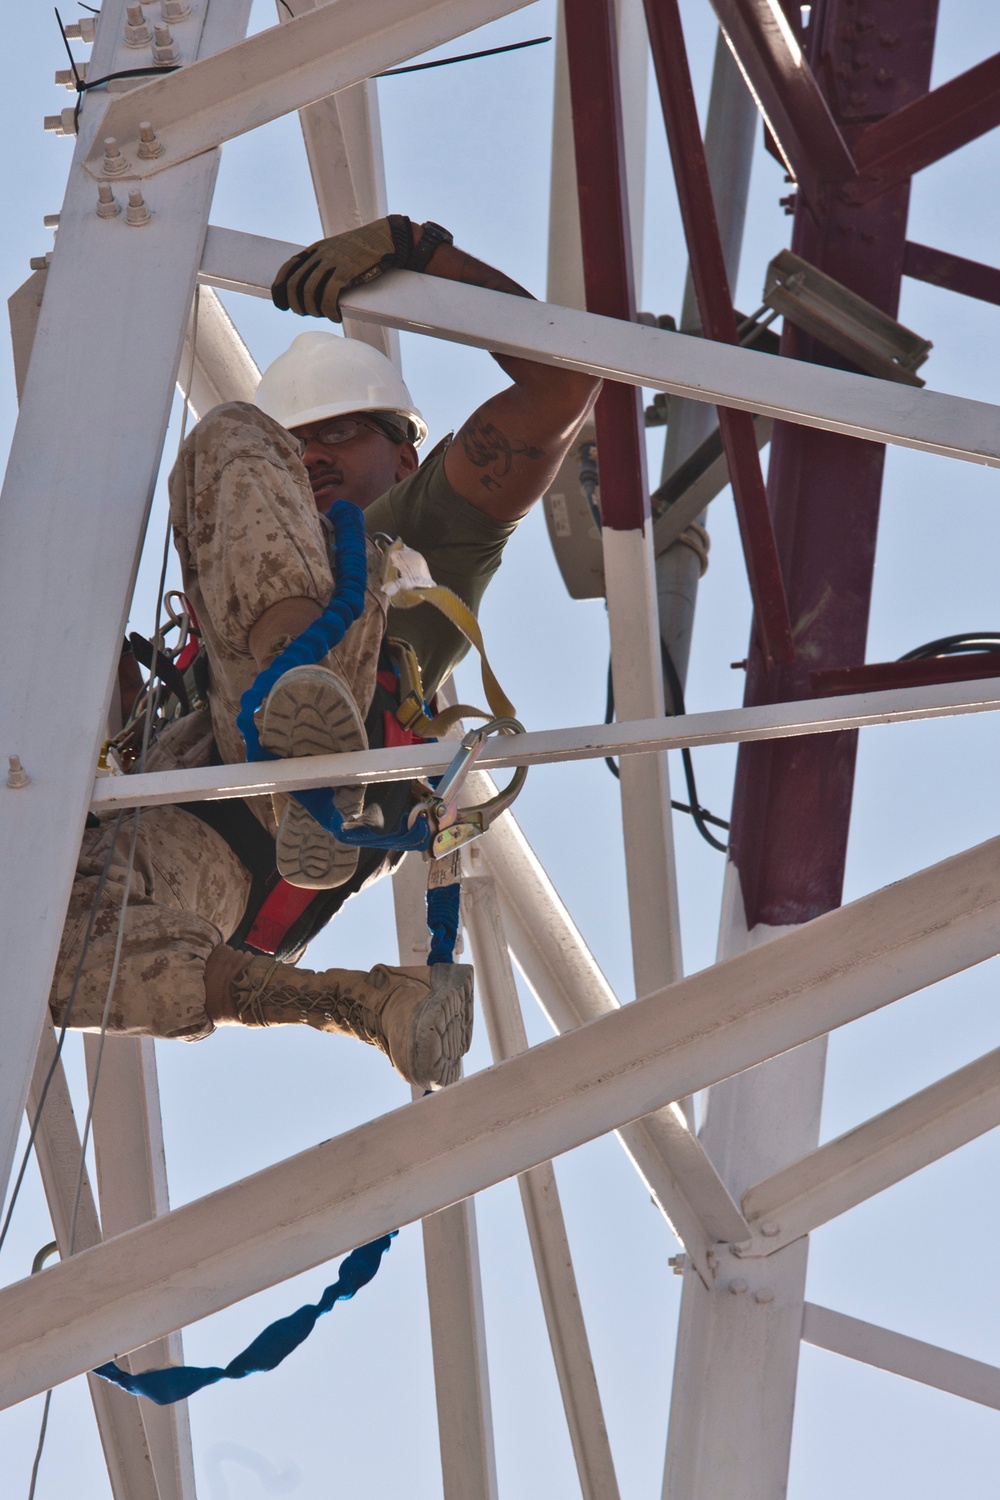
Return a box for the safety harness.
[116,501,524,958]
[92,500,523,1407]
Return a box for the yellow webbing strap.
[387,583,517,738]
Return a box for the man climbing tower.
[49,217,601,1089]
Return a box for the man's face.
[290,412,418,512]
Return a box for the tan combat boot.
[230,956,474,1090]
[257,664,369,891]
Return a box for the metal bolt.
[668,1254,686,1276]
[96,184,121,219]
[43,213,60,228]
[29,255,51,271]
[124,4,151,46]
[137,121,165,159]
[760,1221,780,1237]
[754,1288,775,1305]
[102,137,130,175]
[729,1278,749,1295]
[125,189,152,226]
[151,23,181,63]
[160,0,191,19]
[43,108,78,136]
[875,67,893,86]
[65,17,98,42]
[55,64,87,87]
[7,756,30,789]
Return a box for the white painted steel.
[29,1027,169,1500]
[419,1200,499,1500]
[0,0,248,1219]
[602,528,684,997]
[663,872,822,1500]
[85,1038,196,1500]
[665,876,821,1500]
[5,831,1000,1404]
[741,1043,1000,1253]
[199,235,1000,466]
[179,286,260,419]
[83,0,532,177]
[90,675,1000,811]
[802,1303,1000,1411]
[470,778,749,1278]
[655,29,759,705]
[391,855,498,1500]
[463,872,621,1500]
[277,0,399,363]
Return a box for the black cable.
[605,647,730,850]
[898,633,1000,661]
[71,63,183,92]
[377,36,551,77]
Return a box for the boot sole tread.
[260,668,368,890]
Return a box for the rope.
[94,1234,396,1405]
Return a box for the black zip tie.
[54,7,83,90]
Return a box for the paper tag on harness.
[426,846,462,889]
[381,539,435,598]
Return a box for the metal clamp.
[410,717,527,859]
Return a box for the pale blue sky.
[3,1,1000,1495]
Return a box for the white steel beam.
[278,0,399,364]
[29,1027,170,1500]
[0,0,249,1216]
[198,233,1000,468]
[180,286,259,419]
[5,831,1000,1404]
[801,1303,1000,1411]
[391,853,498,1500]
[740,1043,1000,1254]
[83,0,532,178]
[463,870,621,1500]
[663,890,820,1500]
[90,675,1000,812]
[469,776,748,1278]
[603,528,684,998]
[85,1038,196,1500]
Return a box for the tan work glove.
[271,215,414,322]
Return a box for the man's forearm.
[411,224,596,399]
[412,223,532,302]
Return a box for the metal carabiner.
[419,716,526,859]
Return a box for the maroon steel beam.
[705,0,856,197]
[811,654,1000,697]
[904,241,1000,308]
[728,0,940,928]
[644,0,794,665]
[850,51,1000,201]
[562,0,649,534]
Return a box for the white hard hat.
[253,330,428,446]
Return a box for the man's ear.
[395,442,419,481]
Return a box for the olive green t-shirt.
[364,444,516,699]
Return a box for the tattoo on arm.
[460,413,543,491]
